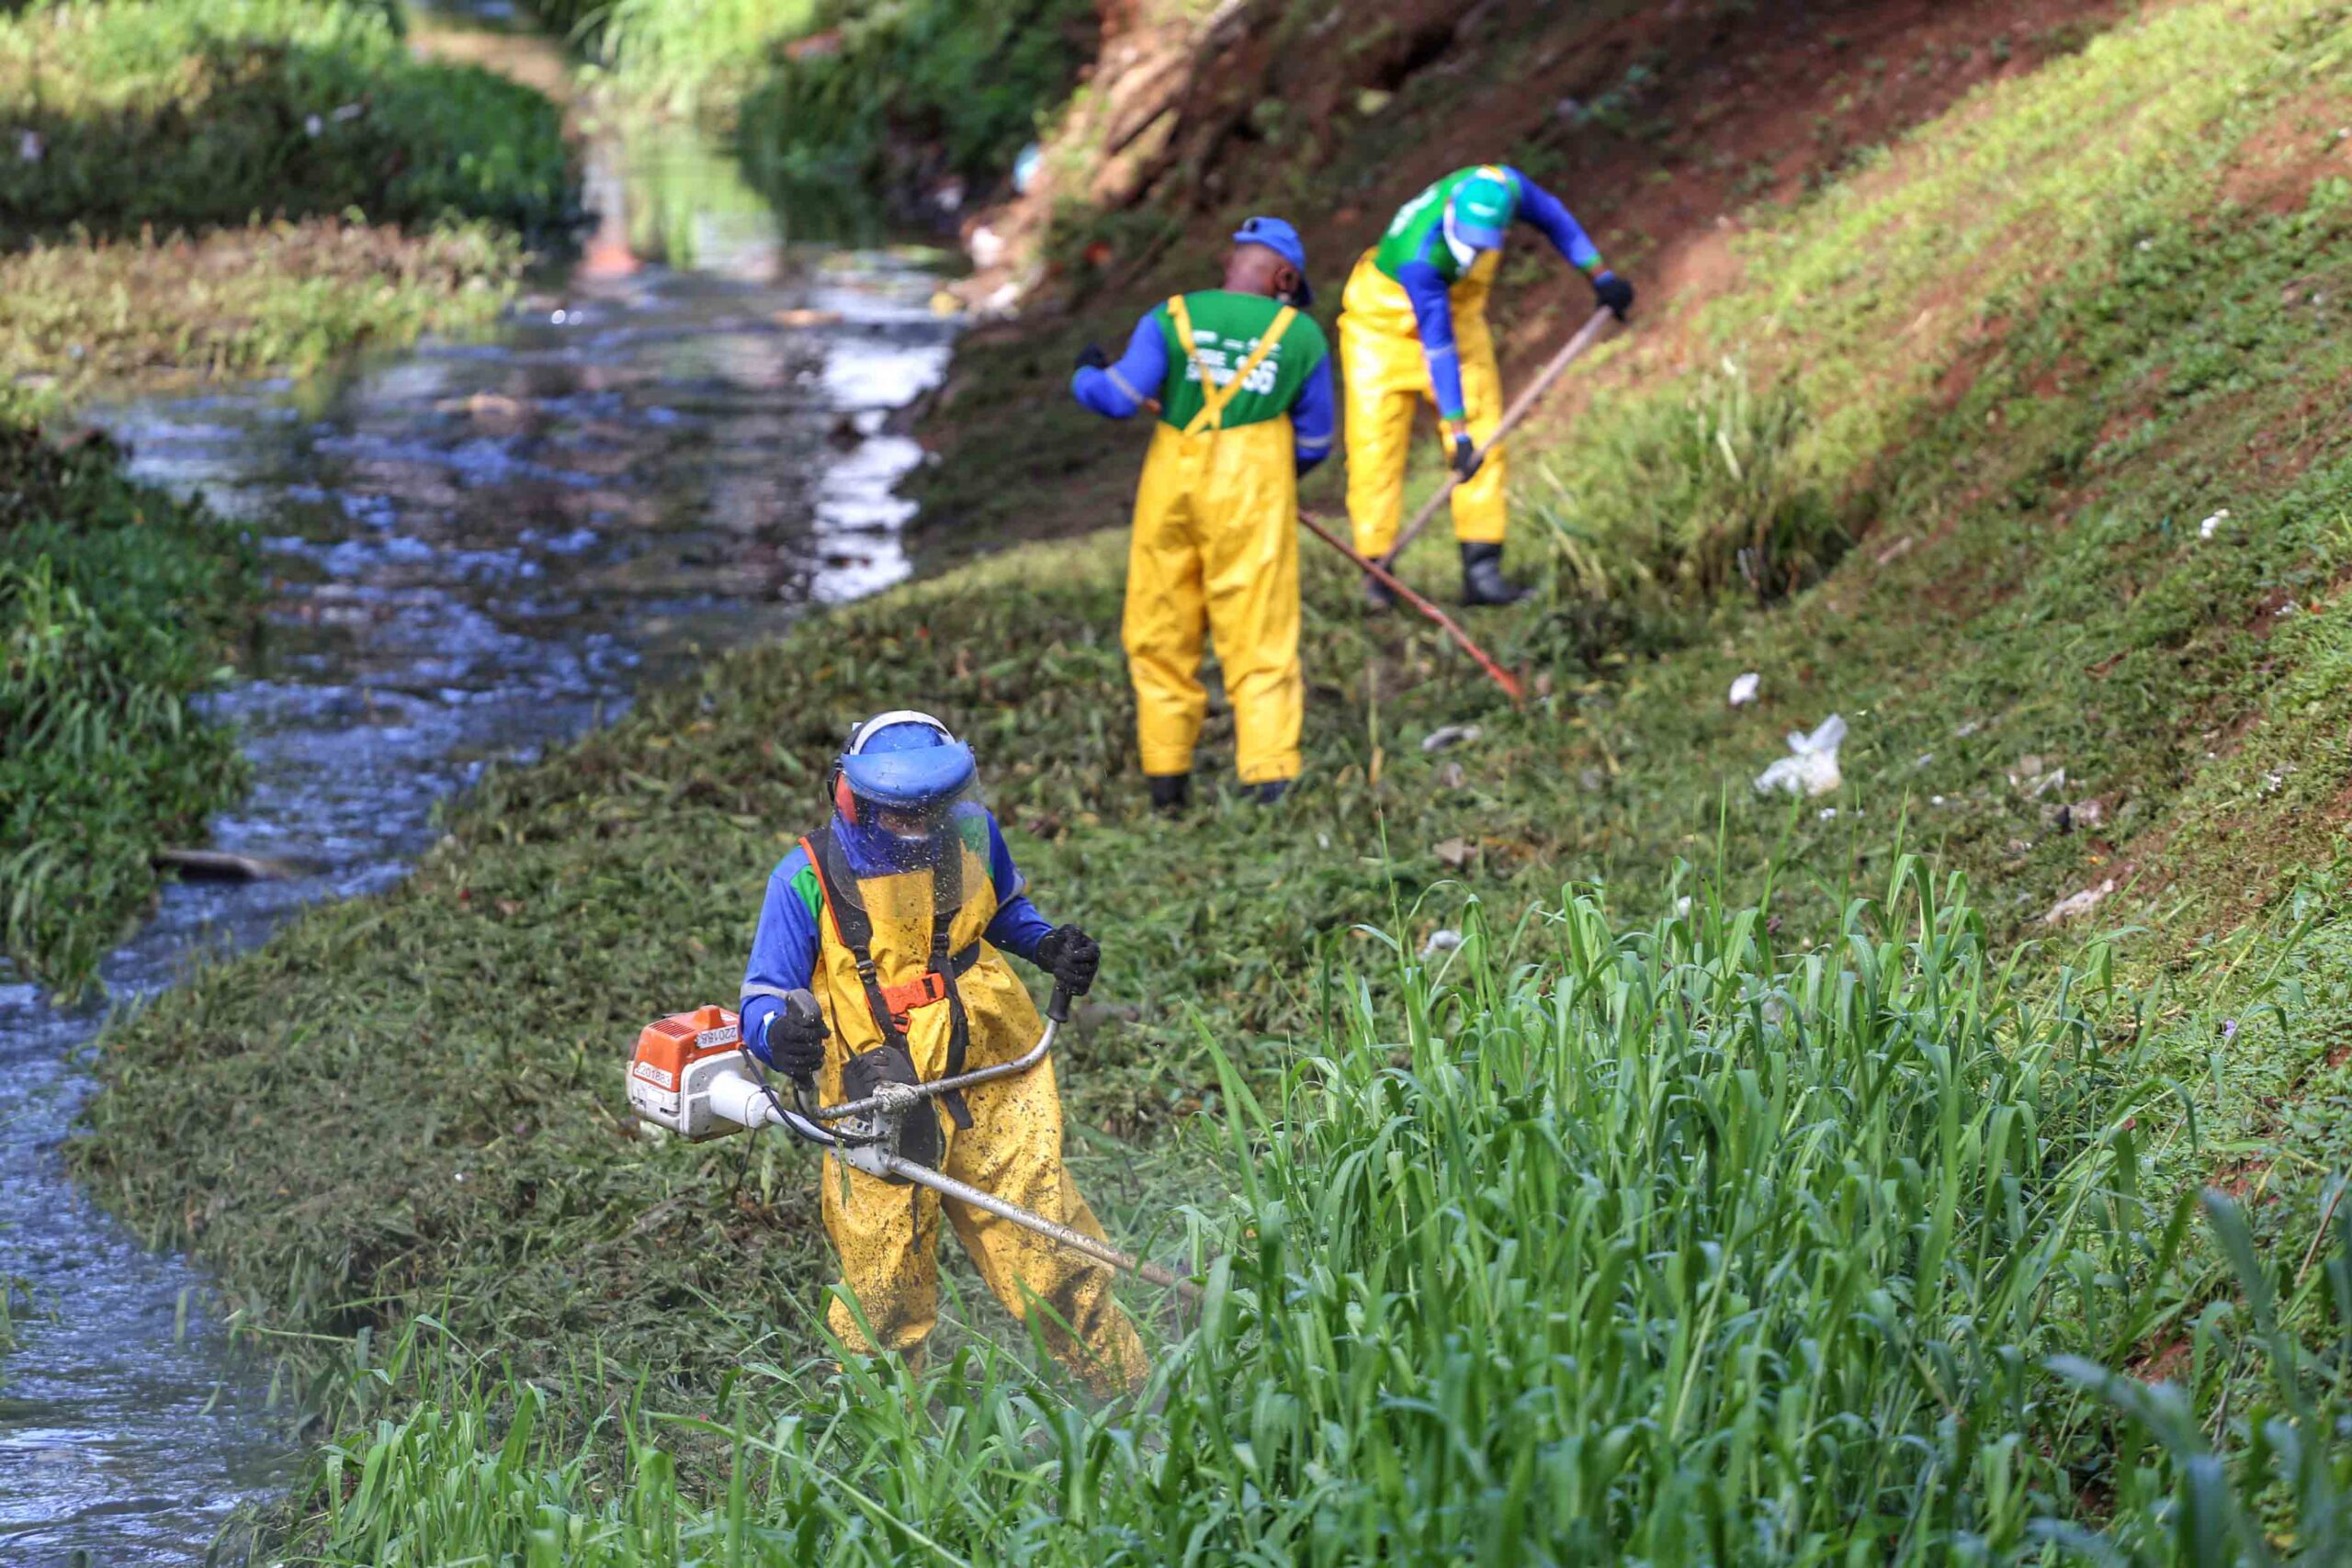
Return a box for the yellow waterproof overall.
[1123,297,1305,784]
[803,834,1148,1395]
[1339,247,1509,558]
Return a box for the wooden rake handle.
[1299,509,1523,702]
[1375,306,1619,571]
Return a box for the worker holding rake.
[1070,216,1336,813]
[738,711,1149,1395]
[1341,164,1634,607]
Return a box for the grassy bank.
[0,0,571,990]
[0,428,258,991]
[70,0,2352,1556]
[288,886,2352,1561]
[0,0,572,243]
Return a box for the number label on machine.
[627,1005,752,1141]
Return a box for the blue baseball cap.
[1232,216,1313,307]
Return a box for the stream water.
[0,15,956,1560]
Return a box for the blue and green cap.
[1446,169,1518,252]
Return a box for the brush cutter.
[626,986,1200,1300]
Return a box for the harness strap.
[803,828,975,1129]
[1169,294,1299,437]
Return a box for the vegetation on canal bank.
[66,0,2352,1556]
[0,0,573,243]
[0,0,571,992]
[528,0,1094,214]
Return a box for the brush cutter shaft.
[698,980,1198,1299]
[878,1156,1201,1298]
[719,1077,1200,1300]
[807,1015,1058,1123]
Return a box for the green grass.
[0,426,255,992]
[67,0,2352,1556]
[0,0,575,242]
[566,0,821,118]
[0,217,526,412]
[525,0,1091,207]
[735,0,1094,197]
[277,880,2352,1559]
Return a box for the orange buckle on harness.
[878,970,950,1027]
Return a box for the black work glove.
[1035,925,1102,996]
[763,988,827,1080]
[1075,342,1111,372]
[1592,270,1635,321]
[1447,429,1483,482]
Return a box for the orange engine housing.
[627,1005,747,1139]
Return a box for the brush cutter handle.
[1046,979,1074,1025]
[802,1006,1063,1125]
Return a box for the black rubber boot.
[1147,773,1191,815]
[1461,541,1530,606]
[1252,779,1291,806]
[1363,571,1396,613]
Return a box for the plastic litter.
[2042,879,2117,925]
[1728,672,1760,707]
[1419,929,1464,960]
[1753,715,1847,798]
[1421,724,1483,753]
[2199,509,2231,540]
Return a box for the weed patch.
[0,428,254,992]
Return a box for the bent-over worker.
[739,711,1148,1395]
[1070,216,1335,813]
[1341,164,1634,606]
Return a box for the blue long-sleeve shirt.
[738,807,1055,1065]
[1072,309,1337,472]
[1397,166,1602,421]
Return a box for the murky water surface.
[0,32,954,1561]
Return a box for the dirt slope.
[910,0,2134,549]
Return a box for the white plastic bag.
[1753,714,1847,798]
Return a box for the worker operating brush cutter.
[736,712,1150,1395]
[1342,164,1634,607]
[1070,216,1335,814]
